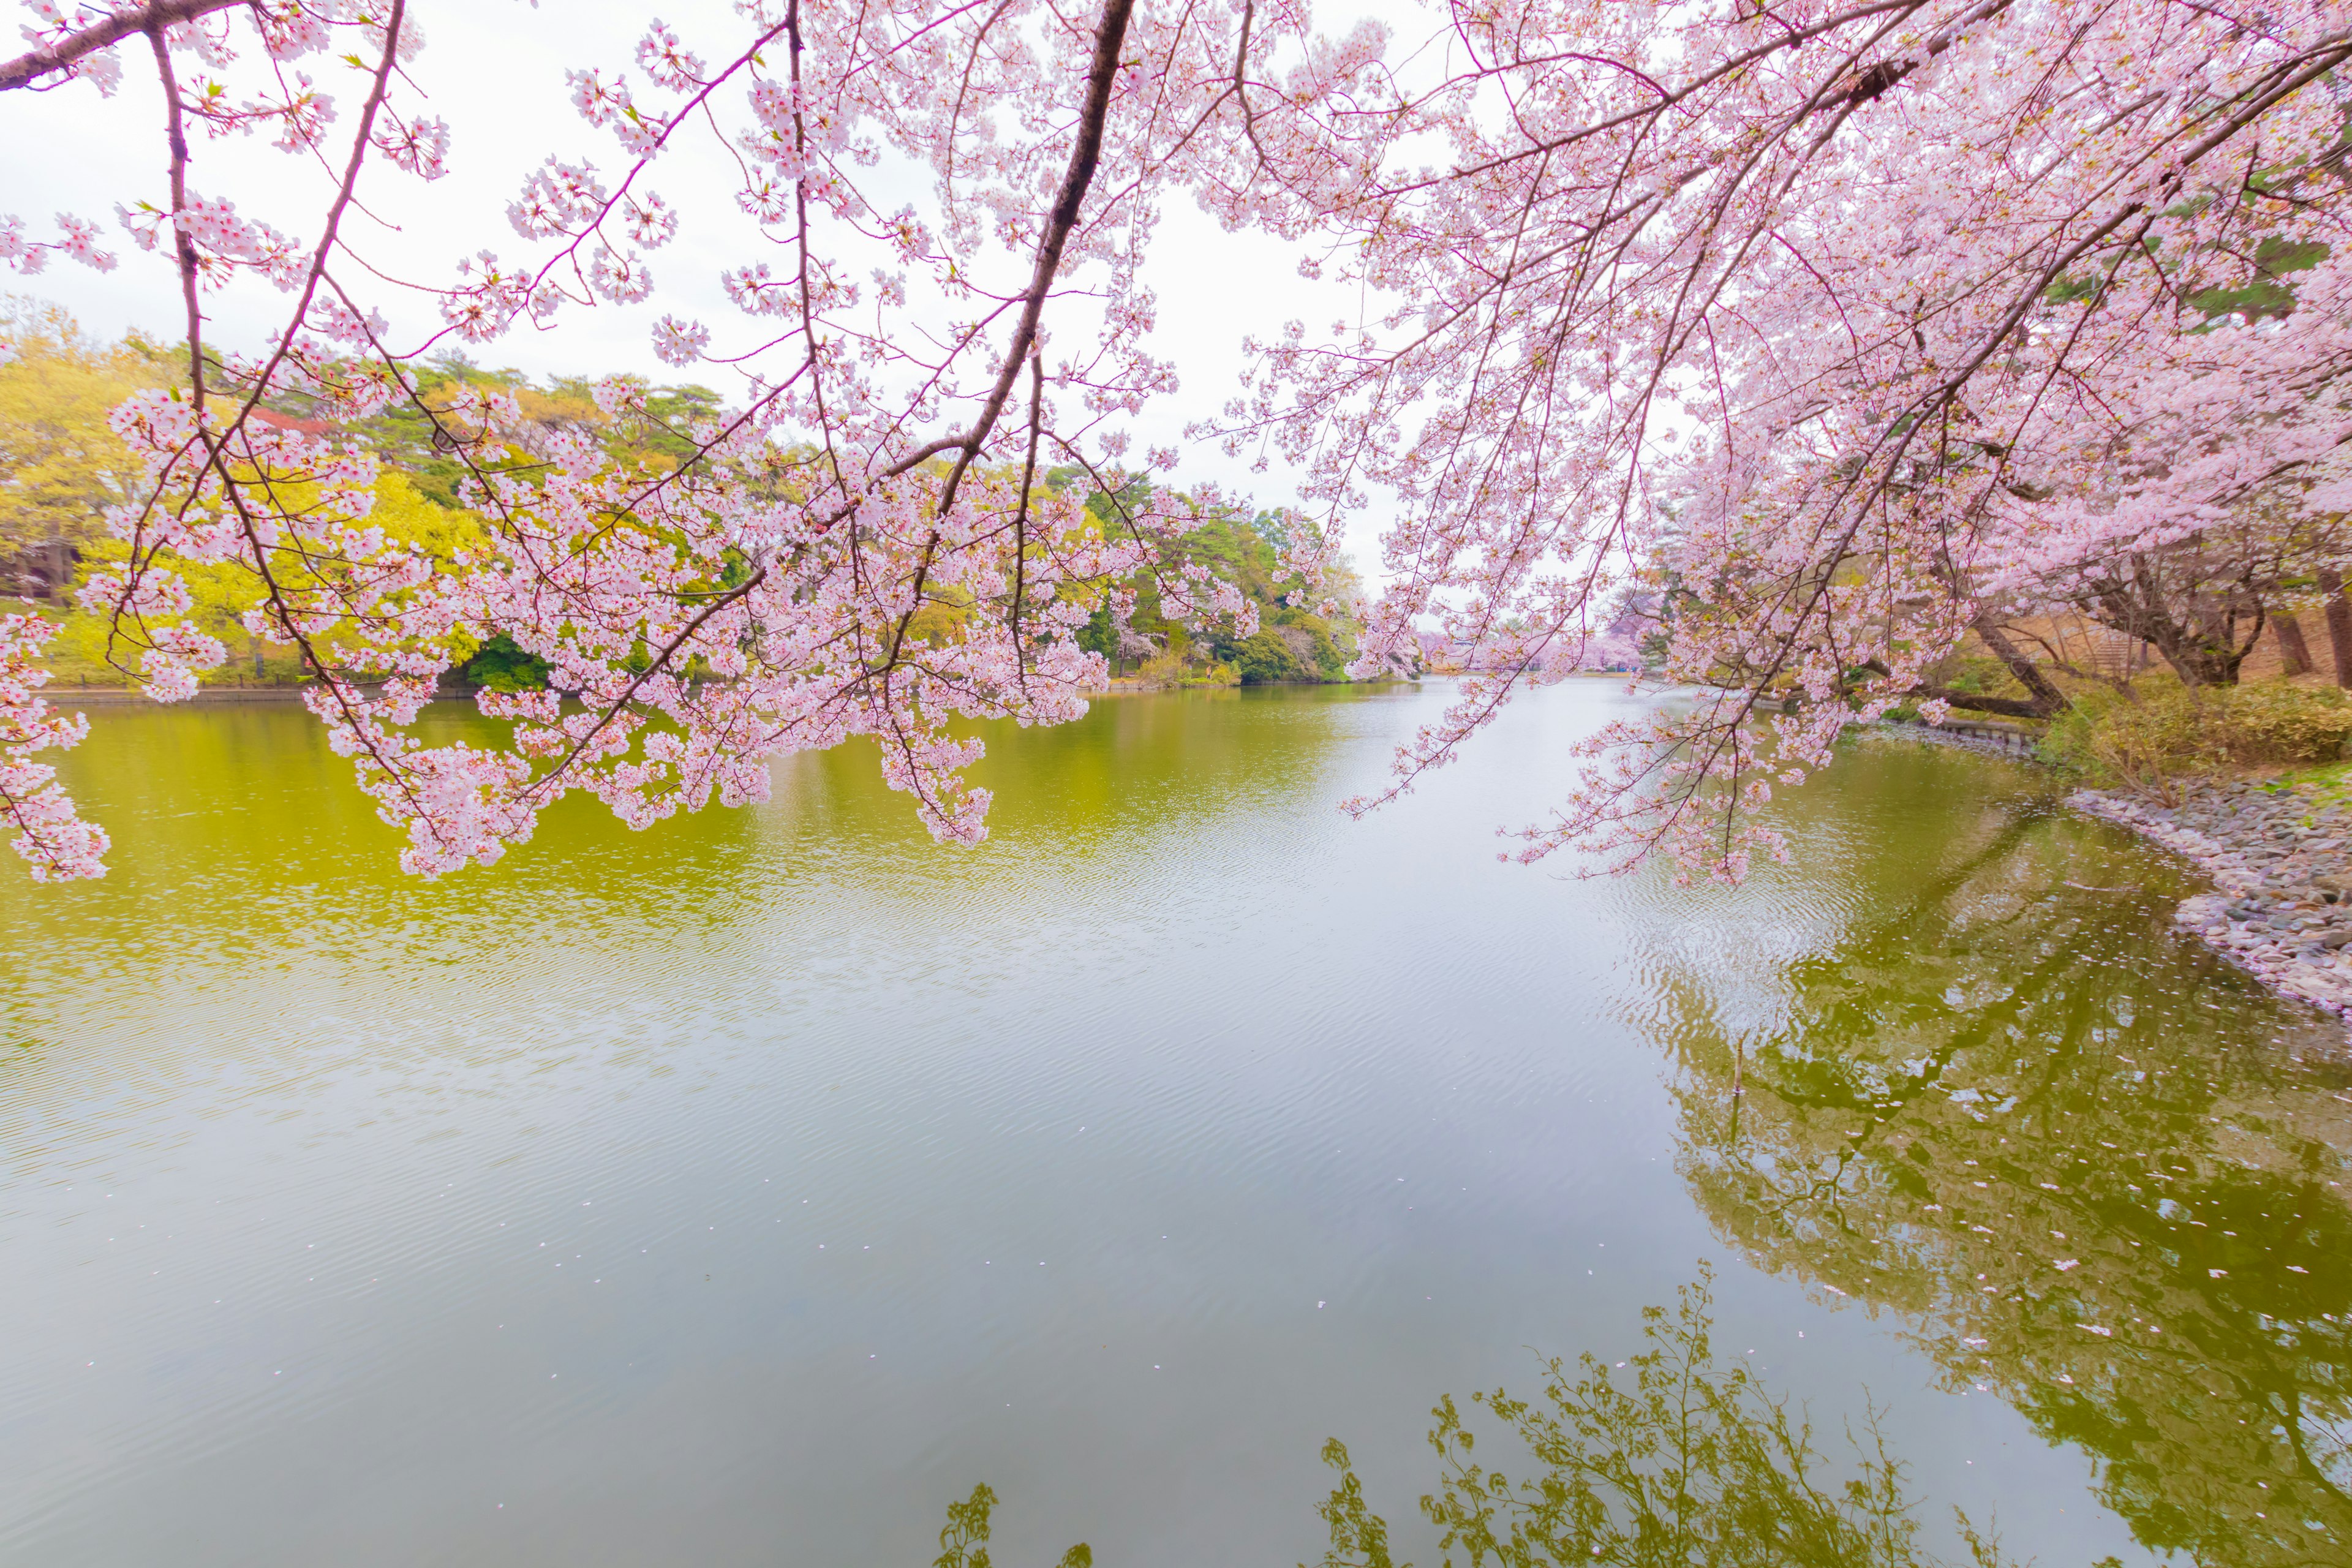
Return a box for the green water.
[1,682,2345,1566]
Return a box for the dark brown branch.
[185,3,445,837]
[1917,687,2056,720]
[1970,617,2067,717]
[876,0,1138,673]
[1820,0,2017,113]
[1008,348,1044,685]
[96,22,208,682]
[1,0,248,92]
[149,22,203,409]
[930,0,1138,519]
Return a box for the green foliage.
[1226,611,1354,682]
[1050,468,1365,682]
[2185,235,2331,323]
[1313,1441,1404,1568]
[1235,628,1308,685]
[8,316,1348,694]
[931,1482,1091,1568]
[934,1483,998,1568]
[336,353,727,508]
[1934,657,2019,698]
[2041,677,2352,797]
[2222,680,2352,760]
[1307,1268,2011,1568]
[1076,603,1117,662]
[1289,619,1349,680]
[50,470,484,688]
[0,297,175,585]
[462,634,551,693]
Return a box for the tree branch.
[0,0,249,92]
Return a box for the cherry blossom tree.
[0,0,1376,879]
[6,0,2352,888]
[1230,0,2352,880]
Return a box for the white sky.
[0,0,1419,575]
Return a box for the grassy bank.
[2034,675,2352,800]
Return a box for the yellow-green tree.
[0,298,173,600]
[54,470,486,687]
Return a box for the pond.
[1,681,2346,1567]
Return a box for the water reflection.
[1306,1269,2013,1568]
[1633,737,2352,1563]
[932,1484,1091,1568]
[9,690,2350,1566]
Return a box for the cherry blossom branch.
[0,0,247,91]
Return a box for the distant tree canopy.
[1060,469,1362,684]
[0,298,175,600]
[9,311,1360,696]
[462,634,556,695]
[335,352,730,511]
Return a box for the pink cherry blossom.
[0,614,107,881]
[4,0,2335,889]
[649,313,709,365]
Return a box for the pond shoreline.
[47,685,320,706]
[48,676,1414,707]
[2066,786,2352,1029]
[1870,721,2352,1031]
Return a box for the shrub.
[1234,629,1308,684]
[1937,654,2027,698]
[1130,647,1191,687]
[1278,619,1347,679]
[2041,676,2352,797]
[2218,680,2352,761]
[464,634,552,693]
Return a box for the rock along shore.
[2067,784,2352,1023]
[1871,722,2352,1028]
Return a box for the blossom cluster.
[0,614,106,881]
[11,0,2345,886]
[0,0,1360,880]
[1221,0,2352,880]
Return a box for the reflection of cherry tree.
[1632,752,2352,1564]
[1308,1268,2013,1568]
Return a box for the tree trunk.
[2092,575,2255,685]
[1970,617,2067,717]
[2323,567,2352,688]
[2276,611,2315,677]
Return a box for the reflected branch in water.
[1306,1268,2012,1568]
[931,1482,1092,1568]
[1627,743,2352,1564]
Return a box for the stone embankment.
[1872,720,2352,1024]
[2068,783,2352,1022]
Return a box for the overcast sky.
[1,0,1411,571]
